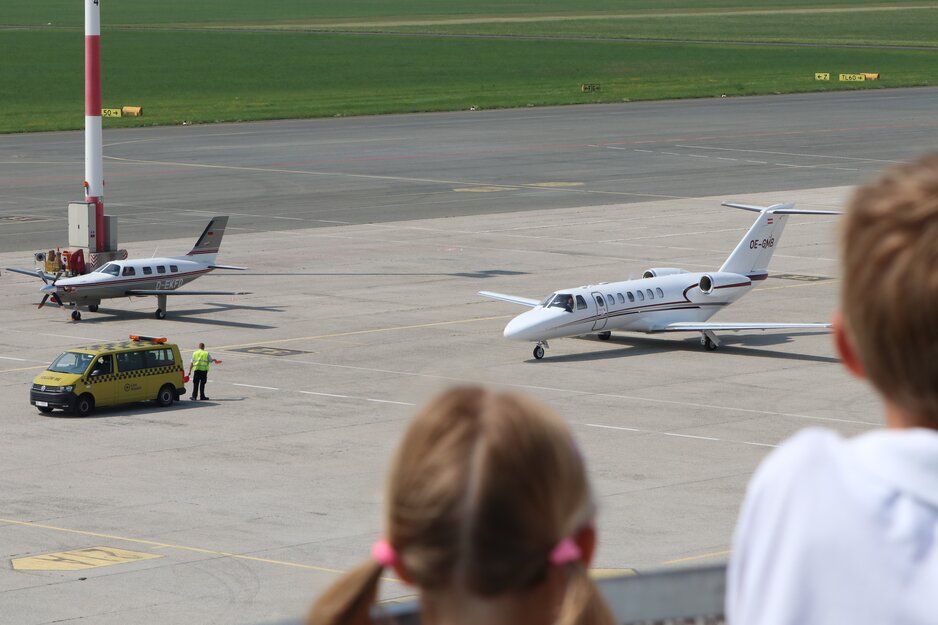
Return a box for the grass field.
[1,1,936,133]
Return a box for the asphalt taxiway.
[2,90,930,624]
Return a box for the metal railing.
[373,564,726,625]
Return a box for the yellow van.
[30,335,186,416]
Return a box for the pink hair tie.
[549,537,582,566]
[371,539,398,567]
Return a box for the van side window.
[145,348,175,368]
[170,265,179,273]
[143,266,153,275]
[656,287,664,298]
[122,266,136,277]
[91,355,113,376]
[627,291,635,302]
[157,266,166,274]
[575,295,587,310]
[117,351,146,372]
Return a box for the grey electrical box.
[104,215,119,252]
[68,202,96,249]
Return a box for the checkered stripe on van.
[90,365,183,384]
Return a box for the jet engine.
[697,272,751,294]
[642,267,688,279]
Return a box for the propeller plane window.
[157,266,166,274]
[122,266,136,277]
[143,266,153,275]
[170,265,179,273]
[96,263,120,276]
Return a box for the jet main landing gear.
[700,330,721,351]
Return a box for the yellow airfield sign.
[12,546,162,571]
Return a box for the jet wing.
[651,321,832,333]
[126,289,251,296]
[479,291,540,308]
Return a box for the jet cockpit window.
[575,295,587,310]
[96,263,120,276]
[548,293,576,312]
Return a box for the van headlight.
[63,385,74,392]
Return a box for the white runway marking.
[583,423,778,449]
[0,356,27,362]
[232,383,279,391]
[297,389,415,406]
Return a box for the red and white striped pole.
[85,0,105,252]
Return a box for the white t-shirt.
[727,427,938,625]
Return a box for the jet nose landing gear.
[532,340,549,360]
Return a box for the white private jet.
[480,202,839,359]
[7,216,248,321]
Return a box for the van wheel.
[37,406,54,414]
[73,394,95,417]
[156,384,175,407]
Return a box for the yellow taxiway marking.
[0,517,398,582]
[216,314,513,350]
[663,549,731,565]
[12,546,161,571]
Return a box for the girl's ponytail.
[308,560,384,625]
[555,562,616,625]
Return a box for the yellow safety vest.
[192,349,211,372]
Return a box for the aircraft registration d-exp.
[6,216,248,321]
[480,202,840,359]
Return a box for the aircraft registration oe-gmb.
[480,202,840,359]
[6,216,249,321]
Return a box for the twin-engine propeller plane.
[480,202,839,359]
[7,216,248,321]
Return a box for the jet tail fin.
[186,216,229,260]
[719,202,841,277]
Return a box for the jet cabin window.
[606,294,615,307]
[96,263,120,276]
[547,294,576,312]
[646,289,655,300]
[656,287,664,299]
[627,291,635,303]
[637,290,644,302]
[122,266,136,277]
[575,295,587,310]
[617,293,625,304]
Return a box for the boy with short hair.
[726,154,938,624]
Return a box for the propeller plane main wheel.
[704,336,718,351]
[88,304,98,312]
[71,310,81,321]
[155,309,166,320]
[598,331,612,340]
[533,345,545,360]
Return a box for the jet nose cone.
[504,313,538,341]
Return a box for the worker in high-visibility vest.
[187,342,221,401]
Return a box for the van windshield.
[48,351,94,374]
